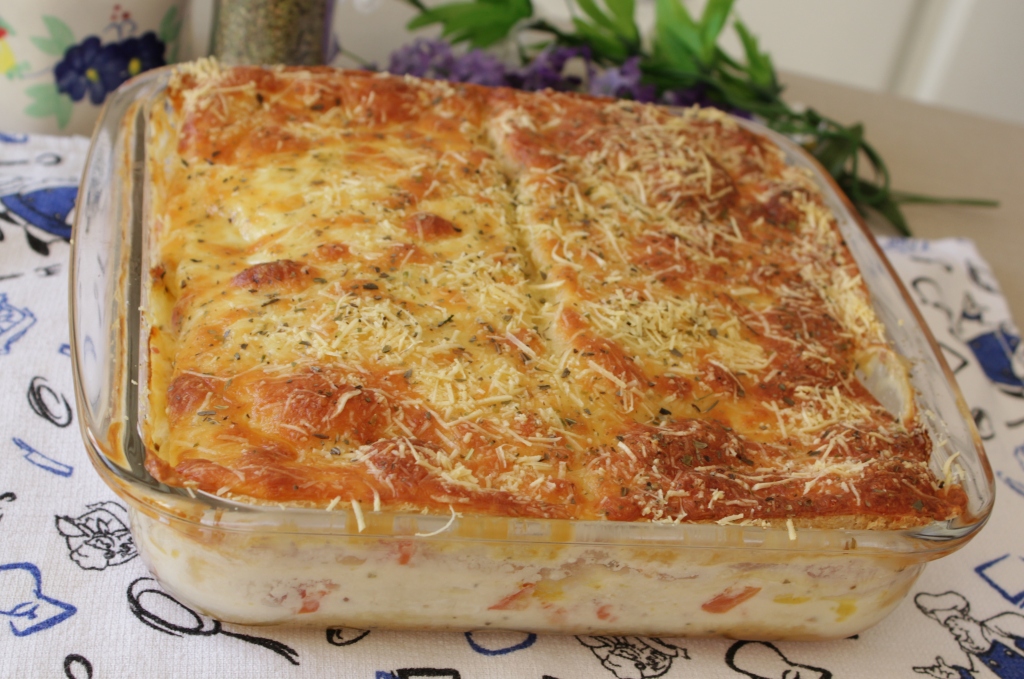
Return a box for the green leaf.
[714,45,743,71]
[45,13,75,46]
[31,15,75,56]
[407,0,532,47]
[652,0,709,77]
[654,0,702,57]
[23,83,58,116]
[575,0,618,33]
[523,18,579,46]
[604,0,639,43]
[810,122,863,179]
[5,61,31,80]
[639,57,702,89]
[55,92,72,129]
[698,0,733,63]
[734,20,776,88]
[23,82,74,129]
[659,26,700,71]
[878,201,910,236]
[569,0,638,50]
[890,191,998,207]
[30,37,63,56]
[863,187,911,236]
[0,16,15,35]
[159,6,182,46]
[572,18,628,62]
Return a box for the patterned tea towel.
[3,132,1024,679]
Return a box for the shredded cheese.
[142,64,960,530]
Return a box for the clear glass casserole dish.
[70,67,995,639]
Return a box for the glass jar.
[211,0,335,65]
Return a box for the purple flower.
[507,46,590,92]
[387,39,455,79]
[54,36,127,104]
[661,85,714,108]
[588,57,656,102]
[386,38,507,87]
[382,38,754,117]
[448,50,507,87]
[661,85,752,118]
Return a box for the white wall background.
[184,0,1024,126]
[710,0,1024,126]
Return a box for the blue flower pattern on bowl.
[55,31,165,106]
[1,5,182,130]
[55,37,124,105]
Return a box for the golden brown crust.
[143,62,966,527]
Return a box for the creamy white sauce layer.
[133,509,924,638]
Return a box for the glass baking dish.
[70,67,994,639]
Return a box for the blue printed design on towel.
[915,591,1024,678]
[968,328,1024,393]
[997,444,1024,500]
[0,562,76,636]
[12,437,73,477]
[465,630,537,655]
[955,293,1024,398]
[0,185,76,241]
[0,133,29,144]
[0,293,36,356]
[978,555,1024,608]
[0,174,77,257]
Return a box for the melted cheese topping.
[142,62,965,527]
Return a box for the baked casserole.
[59,61,990,636]
[144,62,964,530]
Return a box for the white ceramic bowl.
[0,0,188,135]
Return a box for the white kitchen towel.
[2,132,1024,679]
